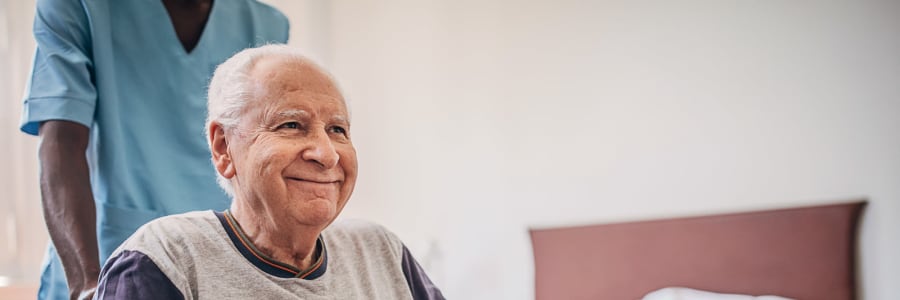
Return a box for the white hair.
[205,44,345,196]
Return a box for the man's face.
[227,57,357,228]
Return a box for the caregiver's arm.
[39,120,99,300]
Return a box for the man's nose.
[301,128,339,169]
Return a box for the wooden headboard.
[530,201,866,300]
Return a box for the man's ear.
[209,122,236,179]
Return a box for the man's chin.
[293,200,339,227]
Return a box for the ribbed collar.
[214,210,327,279]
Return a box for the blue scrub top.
[20,0,288,298]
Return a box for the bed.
[529,200,867,300]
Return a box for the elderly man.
[93,45,444,299]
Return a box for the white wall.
[284,0,900,299]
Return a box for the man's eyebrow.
[331,115,349,124]
[272,109,310,120]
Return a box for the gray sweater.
[95,211,444,299]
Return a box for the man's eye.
[278,122,300,129]
[329,126,347,135]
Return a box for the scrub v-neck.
[157,0,218,57]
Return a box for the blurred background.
[2,0,899,299]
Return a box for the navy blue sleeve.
[95,250,184,300]
[401,245,445,300]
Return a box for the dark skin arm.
[38,120,98,300]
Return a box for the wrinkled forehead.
[249,56,346,107]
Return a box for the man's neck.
[229,202,322,271]
[161,0,213,52]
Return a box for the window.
[0,0,47,288]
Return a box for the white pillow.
[642,287,794,300]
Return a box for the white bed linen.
[642,287,794,300]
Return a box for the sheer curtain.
[0,0,45,288]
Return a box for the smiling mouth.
[287,177,340,184]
